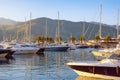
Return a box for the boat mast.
[57,11,60,43]
[44,18,48,45]
[55,11,60,43]
[24,17,28,42]
[99,4,102,39]
[82,19,85,37]
[10,34,12,41]
[16,30,19,40]
[2,26,5,41]
[29,12,32,43]
[117,9,119,39]
[45,18,48,41]
[58,11,60,37]
[56,27,58,38]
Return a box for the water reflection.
[0,57,14,64]
[0,48,101,80]
[36,52,44,57]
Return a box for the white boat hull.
[67,54,120,80]
[73,69,120,80]
[92,51,111,60]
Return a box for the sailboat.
[75,19,89,49]
[44,12,69,51]
[92,8,120,60]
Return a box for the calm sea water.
[0,48,105,80]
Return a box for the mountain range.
[0,17,18,25]
[0,17,117,41]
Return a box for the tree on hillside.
[69,35,75,43]
[94,35,100,42]
[36,36,42,43]
[104,35,111,42]
[36,36,54,43]
[78,36,84,43]
[47,37,54,43]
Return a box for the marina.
[0,48,104,80]
[0,0,120,80]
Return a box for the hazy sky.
[0,0,120,25]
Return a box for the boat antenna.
[29,12,32,43]
[82,18,85,37]
[24,17,27,42]
[117,9,119,40]
[99,4,102,39]
[58,11,60,43]
[45,18,48,41]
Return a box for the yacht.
[44,43,69,51]
[76,43,89,48]
[92,42,120,60]
[92,48,113,60]
[0,46,14,58]
[9,43,44,54]
[74,42,89,49]
[66,53,120,80]
[61,42,76,50]
[0,42,44,54]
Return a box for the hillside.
[0,17,18,25]
[0,17,117,41]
